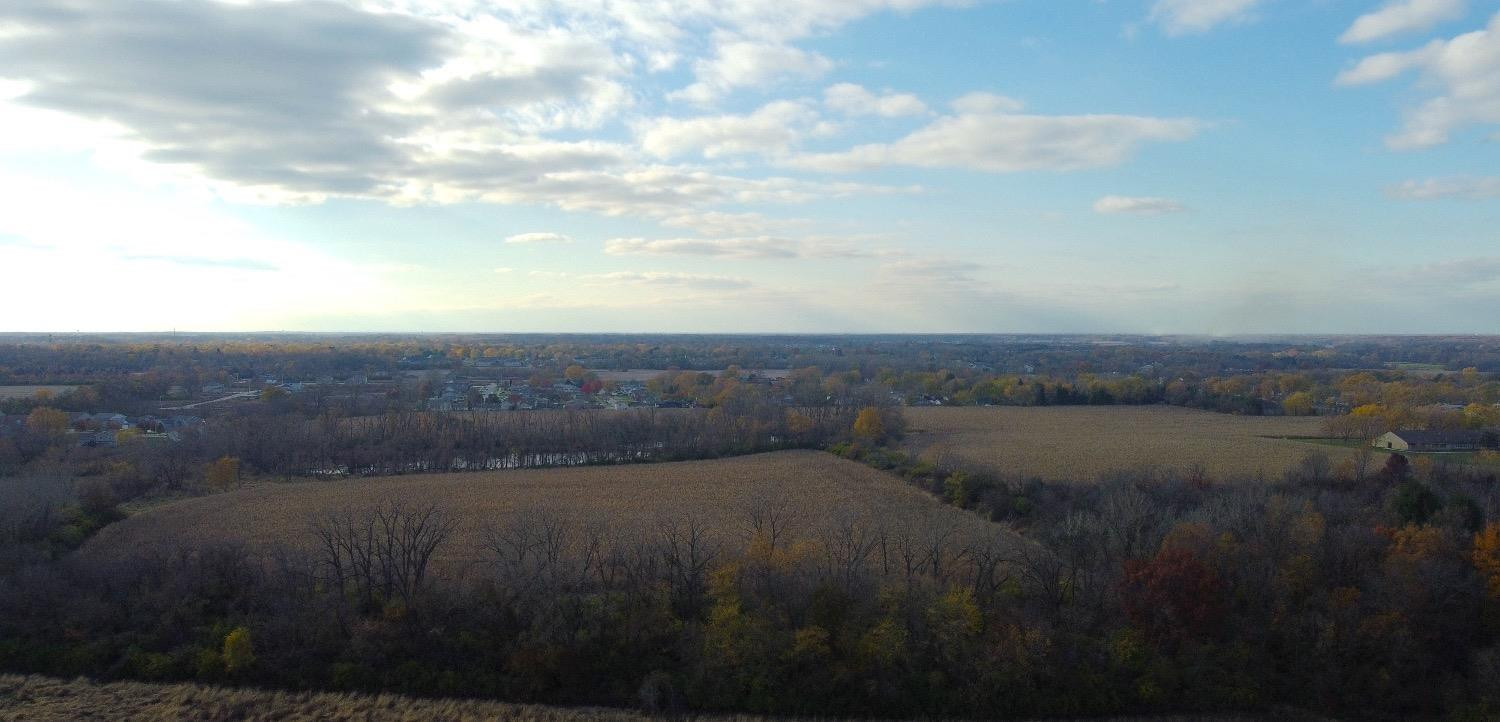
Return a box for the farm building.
[1374,429,1482,452]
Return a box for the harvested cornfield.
[83,450,998,563]
[0,674,698,721]
[904,406,1352,482]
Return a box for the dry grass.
[0,674,698,721]
[84,450,996,563]
[0,674,1273,722]
[0,385,77,400]
[904,406,1351,483]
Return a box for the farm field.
[904,405,1352,482]
[0,385,77,400]
[84,450,998,563]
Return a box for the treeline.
[4,452,1500,718]
[880,366,1500,417]
[207,403,865,478]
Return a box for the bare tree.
[657,515,721,617]
[482,506,574,600]
[818,511,879,594]
[311,499,456,615]
[741,483,802,551]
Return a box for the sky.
[1,0,1498,334]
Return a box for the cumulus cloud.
[1340,0,1467,44]
[0,0,935,220]
[0,0,446,198]
[790,104,1201,173]
[505,232,572,244]
[1093,195,1186,214]
[1148,0,1264,36]
[639,101,827,159]
[1337,11,1500,149]
[670,42,833,104]
[1387,176,1500,199]
[824,83,928,117]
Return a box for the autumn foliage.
[1120,547,1225,640]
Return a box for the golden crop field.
[904,406,1352,482]
[85,450,998,563]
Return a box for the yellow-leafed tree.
[853,406,886,442]
[223,627,255,674]
[205,456,241,489]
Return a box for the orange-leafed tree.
[1475,523,1500,601]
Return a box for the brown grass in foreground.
[0,675,1278,722]
[0,674,693,721]
[905,406,1351,482]
[83,450,997,563]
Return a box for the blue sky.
[1,0,1497,333]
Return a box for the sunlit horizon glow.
[1,0,1497,334]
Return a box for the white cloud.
[1404,256,1500,286]
[639,100,825,159]
[0,0,936,222]
[1340,0,1466,44]
[604,235,878,259]
[505,232,572,244]
[605,236,802,259]
[670,42,833,104]
[877,258,986,286]
[580,271,752,289]
[1337,12,1500,149]
[1093,195,1186,214]
[1387,176,1500,199]
[659,211,810,236]
[493,267,515,273]
[949,92,1025,114]
[824,83,928,117]
[790,105,1201,173]
[1148,0,1264,36]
